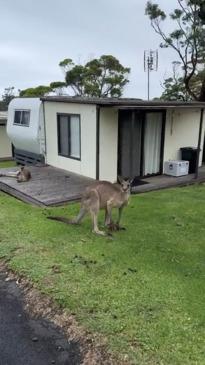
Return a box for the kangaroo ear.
[117,175,124,184]
[129,178,134,186]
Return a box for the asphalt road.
[0,272,81,365]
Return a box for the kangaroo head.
[117,176,132,193]
[16,166,24,178]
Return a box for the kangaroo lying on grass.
[48,177,132,236]
[0,166,31,183]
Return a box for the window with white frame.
[14,110,30,126]
[57,114,81,160]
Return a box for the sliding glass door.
[118,110,164,178]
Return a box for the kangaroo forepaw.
[107,222,118,232]
[107,223,126,231]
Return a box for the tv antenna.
[144,50,158,100]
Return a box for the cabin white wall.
[99,108,118,182]
[0,125,12,159]
[44,102,96,179]
[163,109,205,169]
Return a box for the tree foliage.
[145,0,205,101]
[59,55,130,97]
[49,81,66,95]
[19,85,52,97]
[2,87,15,106]
[19,82,67,97]
[161,79,187,102]
[161,66,205,101]
[160,62,189,101]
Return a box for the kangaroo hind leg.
[116,206,126,230]
[91,211,106,236]
[71,207,87,224]
[71,190,94,224]
[88,190,106,236]
[104,208,112,227]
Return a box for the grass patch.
[0,185,205,364]
[0,160,16,168]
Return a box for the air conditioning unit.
[164,160,189,177]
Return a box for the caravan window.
[57,114,81,160]
[14,110,30,126]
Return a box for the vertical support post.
[195,108,204,179]
[129,111,135,178]
[96,105,100,180]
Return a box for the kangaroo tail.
[47,216,76,225]
[0,173,17,178]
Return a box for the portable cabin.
[7,96,205,180]
[40,96,205,182]
[7,98,45,164]
[0,110,12,160]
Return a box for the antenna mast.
[144,50,158,100]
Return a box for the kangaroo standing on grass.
[48,177,132,236]
[0,166,31,183]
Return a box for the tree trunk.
[199,78,205,101]
[184,75,198,101]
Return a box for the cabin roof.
[41,96,205,109]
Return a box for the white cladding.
[99,107,118,182]
[44,101,97,179]
[7,98,45,155]
[164,109,205,168]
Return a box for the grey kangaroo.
[0,166,31,183]
[48,177,132,236]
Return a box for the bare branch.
[177,0,194,22]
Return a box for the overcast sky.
[0,0,179,100]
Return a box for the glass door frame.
[117,109,166,178]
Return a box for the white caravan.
[7,98,46,164]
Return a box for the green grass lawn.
[0,160,16,168]
[0,185,205,364]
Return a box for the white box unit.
[164,160,189,177]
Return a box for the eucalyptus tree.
[59,55,130,97]
[145,0,205,101]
